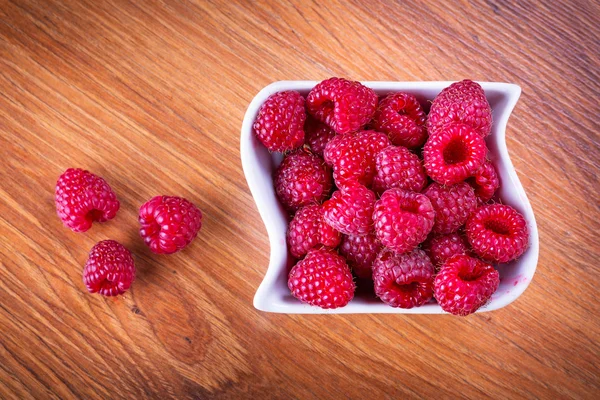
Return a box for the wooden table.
[1,0,598,398]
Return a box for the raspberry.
[323,130,390,188]
[427,79,492,138]
[253,90,306,152]
[372,145,427,195]
[424,182,477,234]
[273,149,332,211]
[467,160,500,203]
[371,92,427,148]
[373,188,435,254]
[422,232,469,269]
[287,204,341,258]
[305,116,337,158]
[434,254,500,316]
[423,123,487,185]
[372,248,435,308]
[55,168,120,233]
[83,240,135,296]
[466,204,529,263]
[307,77,378,134]
[339,232,381,279]
[322,183,376,236]
[288,248,355,309]
[139,196,203,254]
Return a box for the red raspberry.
[373,188,435,254]
[466,204,529,263]
[434,254,500,316]
[55,168,120,233]
[307,77,378,134]
[339,232,381,279]
[139,196,203,254]
[273,149,332,211]
[427,79,492,138]
[422,232,469,269]
[323,130,390,188]
[305,116,337,158]
[323,183,376,236]
[372,146,427,195]
[287,204,341,258]
[424,182,477,234]
[253,91,306,152]
[467,160,500,203]
[423,123,487,185]
[372,248,435,308]
[83,240,135,296]
[371,92,427,148]
[288,248,355,309]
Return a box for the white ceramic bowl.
[241,81,539,314]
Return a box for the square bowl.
[241,81,539,314]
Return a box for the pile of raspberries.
[254,78,529,316]
[55,169,203,297]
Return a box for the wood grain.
[0,0,599,398]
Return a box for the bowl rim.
[241,80,539,314]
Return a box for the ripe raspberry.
[288,248,355,309]
[466,204,529,263]
[373,188,435,254]
[371,92,427,148]
[55,168,120,233]
[274,149,332,211]
[372,248,435,308]
[434,254,500,316]
[307,77,378,134]
[427,79,492,138]
[323,130,390,188]
[423,123,487,185]
[139,196,203,254]
[339,232,381,279]
[372,145,427,195]
[305,116,337,158]
[83,240,135,296]
[467,160,500,203]
[323,183,376,236]
[422,232,469,269]
[253,91,306,152]
[424,182,477,234]
[287,204,341,258]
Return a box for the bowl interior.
[241,81,538,314]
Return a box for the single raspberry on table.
[466,204,529,263]
[434,254,500,316]
[339,232,381,279]
[287,204,341,258]
[83,240,135,296]
[305,116,337,158]
[55,168,120,233]
[371,92,427,148]
[372,145,427,195]
[424,182,477,234]
[273,149,332,212]
[372,248,435,308]
[139,195,203,255]
[323,130,390,188]
[253,90,306,152]
[467,160,500,203]
[288,248,355,309]
[307,77,378,134]
[322,183,376,236]
[372,188,435,254]
[423,123,487,185]
[422,232,469,269]
[427,79,492,138]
